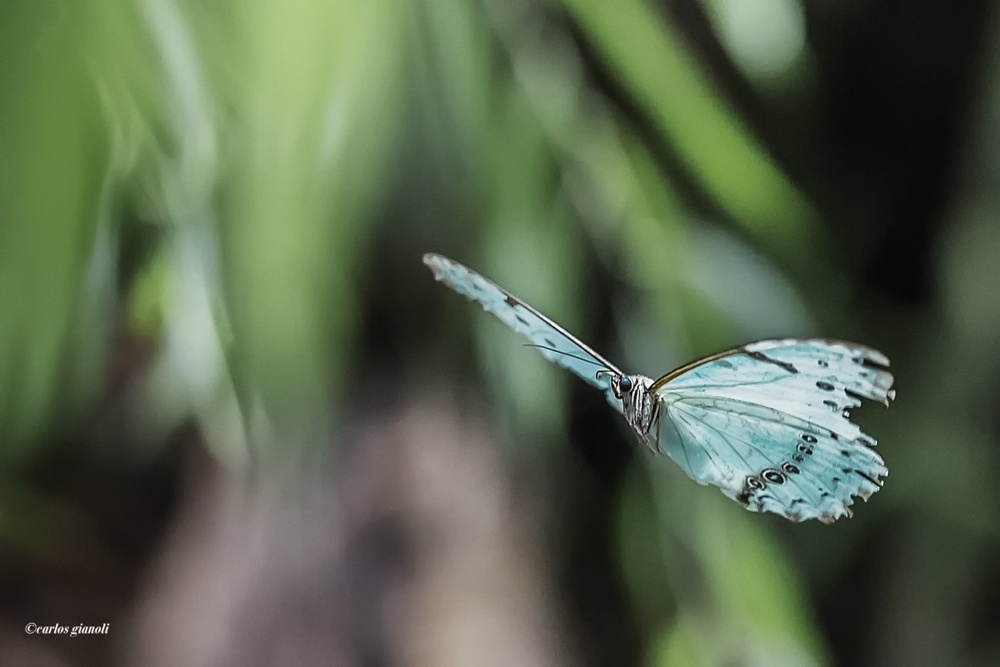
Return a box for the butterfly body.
[611,373,659,446]
[424,253,894,523]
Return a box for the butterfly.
[423,253,895,523]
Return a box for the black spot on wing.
[504,295,520,308]
[855,469,884,487]
[762,469,786,484]
[747,350,798,374]
[737,476,765,506]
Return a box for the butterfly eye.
[619,376,633,393]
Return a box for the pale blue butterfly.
[424,253,895,523]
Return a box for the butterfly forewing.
[423,253,624,410]
[651,339,893,522]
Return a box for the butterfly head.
[608,372,649,399]
[606,373,658,447]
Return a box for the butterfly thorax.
[614,374,659,450]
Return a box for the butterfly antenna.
[595,369,617,383]
[523,343,612,373]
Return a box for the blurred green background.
[1,0,999,665]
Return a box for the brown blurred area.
[121,396,570,667]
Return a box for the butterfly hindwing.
[661,396,885,522]
[423,253,624,408]
[652,339,893,522]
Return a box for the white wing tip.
[423,253,459,283]
[423,252,445,269]
[865,348,891,368]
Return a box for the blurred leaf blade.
[559,0,819,260]
[0,1,112,455]
[218,0,407,435]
